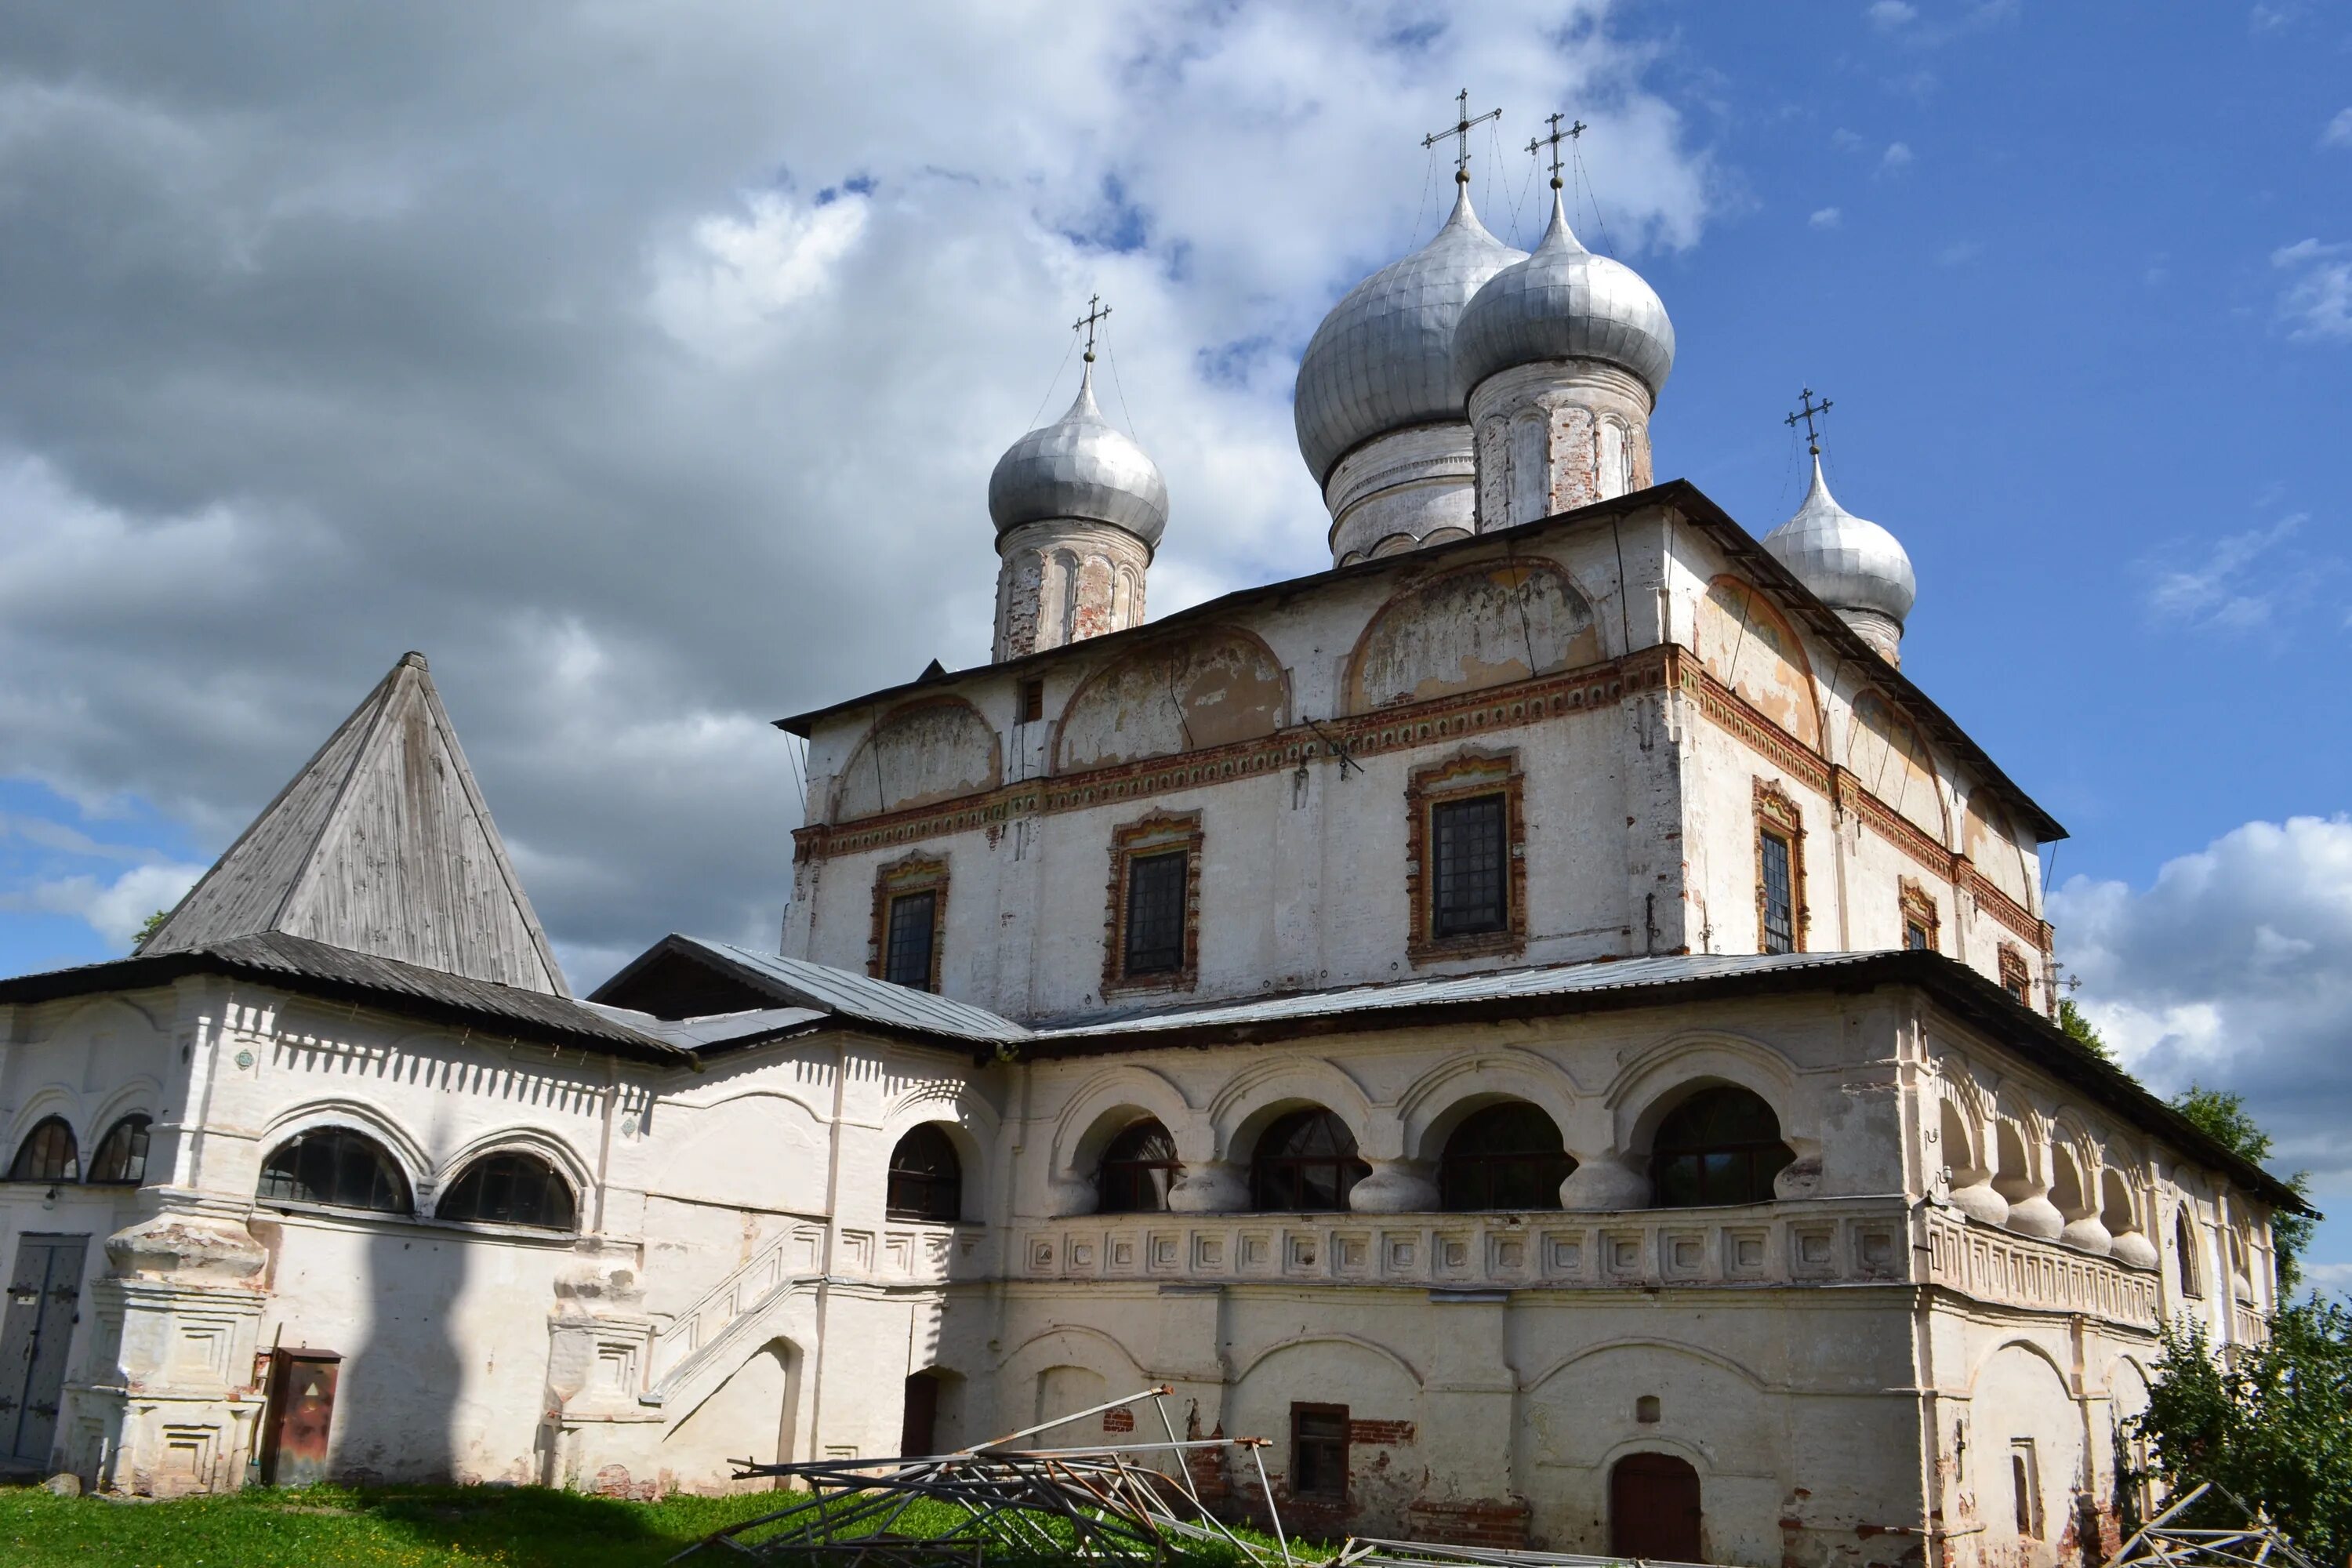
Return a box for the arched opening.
[1992,1120,2034,1200]
[2100,1170,2136,1237]
[1249,1109,1368,1213]
[257,1126,412,1214]
[2049,1148,2089,1218]
[1095,1118,1178,1214]
[886,1125,964,1223]
[436,1150,578,1230]
[1939,1100,1976,1180]
[85,1114,152,1185]
[1649,1087,1794,1207]
[1438,1103,1573,1211]
[2174,1209,2203,1298]
[1611,1451,1703,1561]
[8,1116,80,1183]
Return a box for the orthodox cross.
[1526,111,1586,191]
[1785,387,1833,455]
[1073,294,1111,363]
[1423,89,1502,184]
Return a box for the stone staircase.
[640,1224,825,1410]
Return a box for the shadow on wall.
[331,1227,468,1484]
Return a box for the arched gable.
[1604,1032,1802,1155]
[1964,788,2035,906]
[1047,1065,1199,1175]
[1232,1331,1423,1388]
[436,1123,597,1194]
[1694,575,1823,748]
[1207,1056,1378,1161]
[1848,688,1950,845]
[833,697,1003,820]
[258,1098,432,1195]
[1054,626,1289,772]
[1344,558,1602,714]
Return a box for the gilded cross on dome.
[1422,89,1502,184]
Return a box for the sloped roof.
[141,652,570,996]
[589,935,1031,1047]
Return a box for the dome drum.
[1467,359,1655,530]
[1325,423,1481,564]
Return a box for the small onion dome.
[1293,183,1526,485]
[987,364,1169,549]
[1450,192,1675,402]
[1762,456,1917,628]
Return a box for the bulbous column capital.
[104,1211,266,1285]
[1166,1160,1248,1214]
[1559,1157,1650,1212]
[1349,1159,1440,1214]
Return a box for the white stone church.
[0,149,2305,1566]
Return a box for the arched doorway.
[1611,1451,1702,1561]
[900,1370,942,1457]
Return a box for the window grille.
[437,1151,576,1229]
[1650,1087,1795,1207]
[1122,850,1189,977]
[7,1116,78,1183]
[1290,1404,1350,1499]
[86,1114,151,1185]
[1758,828,1795,954]
[1250,1109,1368,1213]
[1097,1119,1179,1214]
[257,1127,412,1214]
[886,1124,963,1223]
[1432,793,1507,938]
[1439,1103,1574,1210]
[884,890,938,991]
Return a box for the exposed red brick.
[1406,1497,1533,1551]
[1102,1406,1135,1433]
[1348,1419,1415,1446]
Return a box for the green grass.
[0,1483,1295,1566]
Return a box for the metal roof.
[0,931,684,1062]
[580,1002,829,1053]
[623,937,1033,1047]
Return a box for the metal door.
[260,1349,343,1486]
[1,1233,89,1468]
[1611,1450,1704,1563]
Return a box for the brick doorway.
[1610,1450,1702,1562]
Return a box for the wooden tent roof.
[140,652,571,996]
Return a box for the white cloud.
[2052,816,2352,1189]
[1878,140,1914,176]
[2272,238,2352,341]
[24,862,206,949]
[0,5,1719,985]
[1936,238,1982,266]
[1866,1,1918,28]
[2140,514,2317,632]
[1809,206,1842,229]
[2321,108,2352,149]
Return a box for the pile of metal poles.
[669,1385,1298,1564]
[2111,1483,2320,1568]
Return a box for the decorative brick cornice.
[1966,866,2053,952]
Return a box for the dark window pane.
[1439,1103,1573,1212]
[1098,1118,1179,1214]
[1650,1087,1795,1208]
[884,891,938,991]
[256,1127,412,1214]
[8,1117,79,1183]
[1759,829,1795,953]
[437,1152,577,1229]
[1904,920,1930,951]
[1293,1406,1349,1498]
[87,1115,153,1185]
[1432,795,1507,938]
[1123,851,1189,976]
[1250,1110,1367,1212]
[887,1124,964,1223]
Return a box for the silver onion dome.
[1451,192,1676,401]
[987,364,1170,549]
[1293,183,1526,485]
[1762,456,1917,626]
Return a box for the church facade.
[0,155,2305,1568]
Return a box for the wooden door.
[2,1234,89,1468]
[899,1372,939,1457]
[1611,1450,1703,1562]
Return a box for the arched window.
[1097,1119,1178,1214]
[8,1116,78,1183]
[257,1127,412,1214]
[1650,1087,1795,1208]
[1439,1103,1574,1211]
[887,1125,964,1223]
[1250,1110,1368,1213]
[436,1151,577,1230]
[2173,1209,2203,1298]
[87,1114,153,1185]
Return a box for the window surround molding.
[1102,809,1204,996]
[1996,943,2033,1007]
[1899,877,1941,953]
[869,851,950,993]
[1406,748,1527,966]
[1753,778,1809,954]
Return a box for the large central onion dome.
[1293,184,1526,485]
[1762,455,1916,659]
[1451,193,1676,401]
[988,364,1169,549]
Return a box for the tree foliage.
[2132,1303,2352,1568]
[133,908,170,953]
[2169,1084,2314,1293]
[2058,997,2112,1060]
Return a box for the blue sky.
[0,2,2344,1283]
